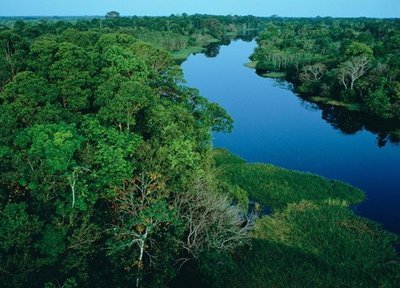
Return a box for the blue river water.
[182,40,400,234]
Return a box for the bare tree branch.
[338,55,370,90]
[174,178,256,261]
[300,63,327,82]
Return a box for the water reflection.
[182,40,400,233]
[309,101,400,147]
[253,70,400,148]
[202,37,400,148]
[204,30,259,58]
[204,43,221,58]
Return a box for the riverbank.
[182,38,400,234]
[206,148,400,288]
[172,38,220,62]
[180,36,400,288]
[245,61,362,109]
[173,29,259,63]
[307,96,362,111]
[213,148,365,210]
[172,46,208,62]
[244,61,400,122]
[245,61,287,78]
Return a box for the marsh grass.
[212,148,365,211]
[309,96,362,111]
[262,71,287,78]
[172,46,206,61]
[202,149,400,288]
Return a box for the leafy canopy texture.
[0,16,243,288]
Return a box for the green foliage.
[48,42,95,111]
[364,87,392,119]
[205,102,234,133]
[79,116,141,196]
[213,149,364,211]
[252,18,400,120]
[107,174,183,287]
[262,71,287,78]
[45,278,78,288]
[16,123,82,173]
[200,149,400,288]
[0,71,61,132]
[0,203,42,251]
[212,148,246,166]
[1,15,398,288]
[228,201,399,288]
[0,15,246,287]
[345,41,374,58]
[96,77,154,131]
[0,203,43,286]
[37,224,67,265]
[0,30,30,88]
[205,231,399,288]
[101,45,149,81]
[254,201,398,271]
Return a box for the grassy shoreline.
[172,46,207,62]
[172,38,221,62]
[206,148,400,288]
[244,62,363,112]
[244,61,258,68]
[308,96,362,111]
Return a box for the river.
[182,40,400,234]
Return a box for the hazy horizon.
[1,0,399,18]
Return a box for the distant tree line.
[4,16,400,126]
[0,15,399,288]
[252,18,400,121]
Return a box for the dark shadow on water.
[183,39,400,235]
[204,42,221,58]
[204,31,258,58]
[315,103,400,147]
[234,29,259,42]
[255,75,400,148]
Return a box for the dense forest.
[0,15,399,287]
[252,18,400,122]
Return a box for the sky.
[0,0,399,18]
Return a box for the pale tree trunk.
[136,227,149,288]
